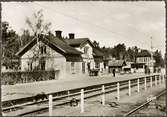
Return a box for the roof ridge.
[16,35,82,56]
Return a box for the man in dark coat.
[112,69,116,77]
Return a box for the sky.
[2,1,166,56]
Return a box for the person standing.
[112,68,116,77]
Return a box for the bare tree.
[26,9,51,35]
[25,9,52,71]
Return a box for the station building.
[16,31,104,79]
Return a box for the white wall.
[66,62,82,75]
[20,41,67,79]
[136,56,155,73]
[76,43,95,74]
[20,41,86,79]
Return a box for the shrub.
[1,70,59,85]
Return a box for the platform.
[2,73,162,102]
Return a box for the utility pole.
[150,36,153,73]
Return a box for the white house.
[136,50,155,73]
[16,31,104,79]
[16,33,83,79]
[65,33,104,75]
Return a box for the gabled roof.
[43,35,82,55]
[16,37,37,56]
[16,35,82,57]
[65,38,104,57]
[65,38,94,48]
[108,60,126,67]
[137,50,151,57]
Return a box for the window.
[27,62,30,71]
[40,60,46,70]
[27,62,33,71]
[40,45,46,54]
[82,62,85,73]
[71,62,75,73]
[44,46,46,54]
[84,47,89,54]
[30,63,33,71]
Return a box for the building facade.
[16,34,83,79]
[65,33,104,75]
[136,50,155,73]
[16,31,104,79]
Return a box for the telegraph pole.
[150,36,153,73]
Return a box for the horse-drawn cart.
[89,68,100,76]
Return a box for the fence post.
[150,76,152,88]
[128,80,131,96]
[137,78,140,92]
[102,85,105,105]
[117,82,120,101]
[144,77,147,90]
[80,89,84,113]
[49,95,53,116]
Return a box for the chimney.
[55,30,62,38]
[69,33,75,39]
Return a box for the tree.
[153,50,164,67]
[2,21,20,69]
[24,10,52,71]
[127,47,134,61]
[26,9,51,35]
[133,46,139,63]
[20,29,32,47]
[113,43,126,60]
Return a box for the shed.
[108,60,126,73]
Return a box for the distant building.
[108,60,126,73]
[136,49,155,73]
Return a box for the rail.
[124,89,166,116]
[2,73,165,116]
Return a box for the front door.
[82,62,85,73]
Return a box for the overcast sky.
[2,1,166,56]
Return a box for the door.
[82,62,85,73]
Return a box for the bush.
[1,70,60,85]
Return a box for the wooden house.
[16,33,83,79]
[65,33,104,75]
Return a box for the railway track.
[3,74,164,116]
[124,89,166,117]
[3,78,154,116]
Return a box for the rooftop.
[137,50,151,57]
[16,34,82,57]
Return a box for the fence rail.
[3,73,165,116]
